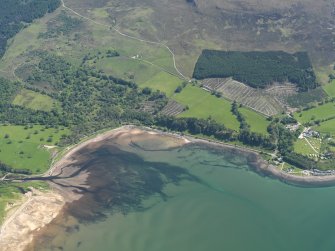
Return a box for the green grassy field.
[323,80,335,98]
[239,107,270,135]
[95,56,182,97]
[308,137,322,152]
[314,118,335,135]
[0,181,49,223]
[173,85,240,130]
[0,125,69,173]
[95,56,160,84]
[142,72,183,97]
[294,102,335,124]
[12,89,59,111]
[294,138,319,156]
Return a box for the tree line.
[155,114,275,150]
[0,161,31,175]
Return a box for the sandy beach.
[1,125,335,250]
[0,189,64,251]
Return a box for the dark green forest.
[0,78,19,104]
[193,50,317,91]
[0,0,60,57]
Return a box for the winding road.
[60,0,188,80]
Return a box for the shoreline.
[187,136,335,187]
[47,126,135,177]
[1,125,335,250]
[47,124,335,187]
[0,189,64,251]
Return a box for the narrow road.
[60,0,188,80]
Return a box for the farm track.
[60,0,188,80]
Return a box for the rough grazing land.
[65,0,335,77]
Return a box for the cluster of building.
[298,127,320,139]
[312,169,335,176]
[285,123,300,132]
[320,152,333,160]
[286,169,335,176]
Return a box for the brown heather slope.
[65,0,335,76]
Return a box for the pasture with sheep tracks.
[201,78,297,116]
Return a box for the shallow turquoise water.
[37,141,335,251]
